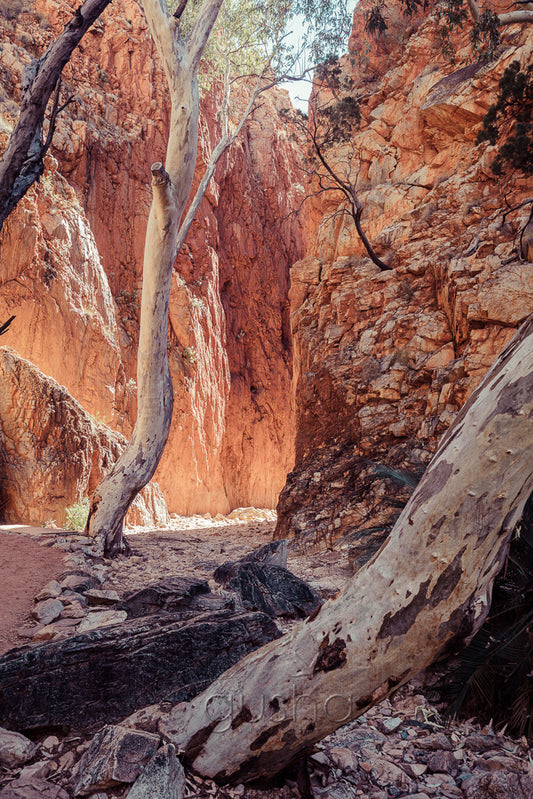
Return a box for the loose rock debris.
[0,520,531,798]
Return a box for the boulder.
[116,577,209,619]
[126,744,186,799]
[0,727,36,768]
[72,725,160,796]
[0,609,281,731]
[214,559,322,619]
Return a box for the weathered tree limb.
[0,609,281,731]
[160,315,533,783]
[86,0,224,555]
[463,0,533,26]
[0,0,112,232]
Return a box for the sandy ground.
[0,528,66,654]
[0,518,353,655]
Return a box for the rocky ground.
[0,516,532,799]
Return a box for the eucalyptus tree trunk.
[161,315,533,783]
[86,0,224,556]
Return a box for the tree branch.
[175,71,275,255]
[497,9,533,24]
[187,0,225,70]
[305,115,392,270]
[465,0,481,24]
[142,0,180,87]
[0,0,112,232]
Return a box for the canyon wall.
[2,0,532,535]
[0,0,304,521]
[276,0,533,564]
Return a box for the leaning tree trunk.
[0,0,113,231]
[86,0,224,556]
[161,315,533,783]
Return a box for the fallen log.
[0,609,281,732]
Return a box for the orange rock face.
[0,347,169,528]
[276,3,533,554]
[0,0,304,519]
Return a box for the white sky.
[281,2,358,112]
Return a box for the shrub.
[64,498,90,532]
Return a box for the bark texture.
[86,0,224,555]
[161,315,533,783]
[0,0,112,231]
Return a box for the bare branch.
[173,0,188,20]
[498,9,533,24]
[0,0,113,231]
[175,71,276,255]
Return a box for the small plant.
[182,345,198,364]
[476,61,533,176]
[64,498,90,532]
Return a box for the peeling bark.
[160,315,533,783]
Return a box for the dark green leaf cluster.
[401,0,429,17]
[364,0,503,61]
[364,1,387,38]
[470,9,500,58]
[434,495,533,737]
[290,0,357,63]
[476,61,533,175]
[364,0,429,36]
[317,94,361,144]
[437,0,468,29]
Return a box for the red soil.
[0,530,65,654]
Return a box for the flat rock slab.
[214,561,322,619]
[117,576,209,619]
[0,609,281,731]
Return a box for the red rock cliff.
[0,0,304,519]
[276,0,533,560]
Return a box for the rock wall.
[0,0,304,520]
[276,1,533,560]
[0,347,169,528]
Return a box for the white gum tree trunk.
[87,0,224,555]
[161,315,533,783]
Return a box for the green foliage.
[364,0,500,61]
[476,61,533,176]
[364,0,429,38]
[65,498,90,532]
[167,0,355,86]
[318,95,361,144]
[289,0,356,64]
[470,9,500,58]
[436,495,533,737]
[313,56,361,146]
[364,1,388,38]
